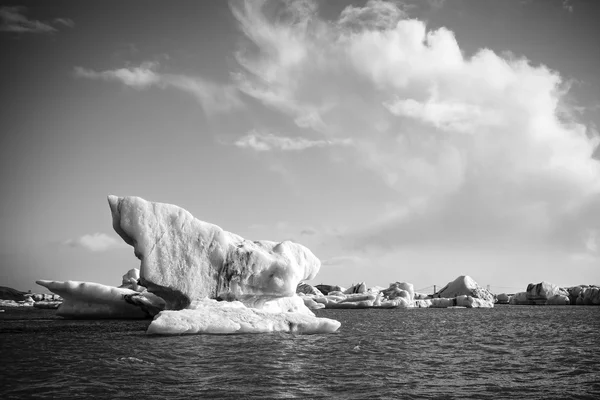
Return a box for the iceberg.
[108,195,321,310]
[565,285,600,305]
[303,277,494,309]
[509,282,578,305]
[433,275,495,304]
[343,282,367,294]
[509,291,529,305]
[296,282,323,296]
[36,278,165,319]
[496,293,510,304]
[545,294,570,305]
[107,195,340,334]
[147,299,340,335]
[314,284,343,295]
[526,282,569,303]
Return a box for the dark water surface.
[1,306,599,399]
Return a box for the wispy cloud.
[53,18,74,28]
[0,6,73,34]
[321,255,366,267]
[562,0,574,13]
[426,0,447,11]
[64,233,127,252]
[338,0,406,31]
[74,62,160,89]
[233,130,353,152]
[74,61,243,115]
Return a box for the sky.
[1,0,599,294]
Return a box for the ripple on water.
[1,306,599,399]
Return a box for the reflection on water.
[1,306,599,399]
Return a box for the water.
[1,306,599,399]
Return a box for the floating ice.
[105,195,340,333]
[36,279,165,319]
[433,275,495,303]
[147,299,341,335]
[108,195,321,310]
[303,277,494,309]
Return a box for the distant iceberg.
[507,282,600,305]
[298,276,495,309]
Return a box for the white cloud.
[230,0,600,256]
[321,255,366,266]
[0,7,73,34]
[53,18,74,28]
[75,62,243,115]
[234,130,352,151]
[562,0,574,13]
[64,233,127,252]
[338,0,406,31]
[300,228,317,236]
[74,62,160,89]
[0,6,56,33]
[584,230,599,253]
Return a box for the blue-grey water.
[1,306,599,399]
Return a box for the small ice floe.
[116,357,155,365]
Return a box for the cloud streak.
[0,6,73,33]
[234,130,353,152]
[64,233,126,252]
[74,62,243,115]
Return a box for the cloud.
[64,233,127,252]
[562,0,574,13]
[0,7,73,33]
[229,0,600,256]
[74,62,243,115]
[584,230,599,253]
[74,62,160,89]
[338,0,406,31]
[53,18,74,28]
[426,0,446,10]
[300,228,317,236]
[321,255,366,266]
[233,130,353,151]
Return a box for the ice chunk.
[545,294,570,305]
[526,282,569,302]
[434,275,494,303]
[108,195,321,309]
[314,284,343,295]
[147,299,341,335]
[343,282,367,294]
[119,268,143,291]
[296,282,323,296]
[36,280,165,319]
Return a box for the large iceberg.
[108,195,321,309]
[108,195,340,334]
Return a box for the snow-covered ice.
[147,299,341,335]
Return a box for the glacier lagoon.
[1,306,599,399]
